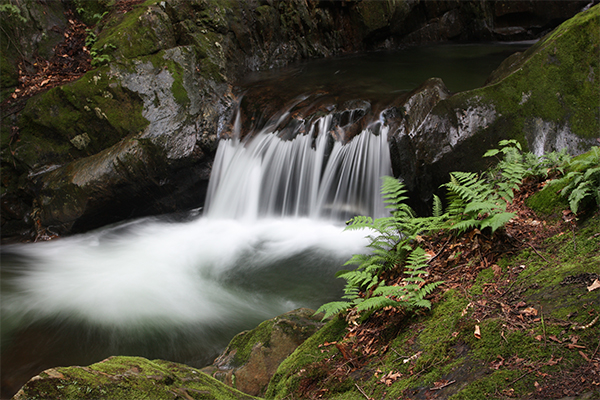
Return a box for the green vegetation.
[558,147,600,213]
[317,140,531,321]
[285,143,600,400]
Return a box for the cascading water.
[0,106,392,397]
[206,113,392,221]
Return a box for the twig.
[590,337,600,362]
[427,237,451,264]
[354,383,372,400]
[510,365,541,385]
[431,380,456,391]
[500,279,518,297]
[527,243,550,264]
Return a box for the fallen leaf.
[380,371,402,386]
[579,351,591,362]
[587,279,600,292]
[474,325,481,339]
[534,335,543,341]
[521,306,538,317]
[548,335,562,343]
[461,302,473,317]
[492,264,502,278]
[491,355,504,370]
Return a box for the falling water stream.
[0,42,532,397]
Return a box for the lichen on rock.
[12,355,260,400]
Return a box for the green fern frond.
[432,194,443,218]
[480,212,515,233]
[315,301,353,320]
[569,183,591,214]
[356,296,398,312]
[345,215,374,229]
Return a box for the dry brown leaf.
[549,335,562,343]
[587,279,600,292]
[521,306,538,317]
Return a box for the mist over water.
[1,215,369,330]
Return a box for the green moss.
[93,0,167,61]
[479,4,600,141]
[526,179,569,217]
[15,67,148,169]
[15,356,260,400]
[265,317,347,399]
[227,320,275,367]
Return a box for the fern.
[317,140,578,322]
[316,178,444,320]
[559,154,600,214]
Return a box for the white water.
[1,113,392,374]
[206,114,392,220]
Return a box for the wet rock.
[389,4,600,209]
[12,356,260,400]
[202,308,325,397]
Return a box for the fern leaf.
[432,194,443,218]
[356,296,397,313]
[450,219,481,233]
[569,183,591,214]
[464,201,496,214]
[345,215,373,230]
[315,301,353,320]
[480,212,515,233]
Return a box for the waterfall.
[0,103,394,394]
[205,113,392,221]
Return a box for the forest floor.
[282,177,600,400]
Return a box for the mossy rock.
[402,5,599,205]
[480,3,599,144]
[203,308,326,397]
[92,1,175,61]
[12,355,261,400]
[264,316,348,399]
[14,67,148,171]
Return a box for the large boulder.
[390,3,600,207]
[12,356,260,400]
[201,308,326,397]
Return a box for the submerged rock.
[12,356,260,400]
[201,308,325,397]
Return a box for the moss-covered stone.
[203,308,325,397]
[92,1,175,61]
[481,3,599,143]
[14,67,148,170]
[13,356,261,400]
[265,316,348,399]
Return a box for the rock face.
[12,356,260,400]
[201,308,326,397]
[388,3,600,208]
[0,0,596,239]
